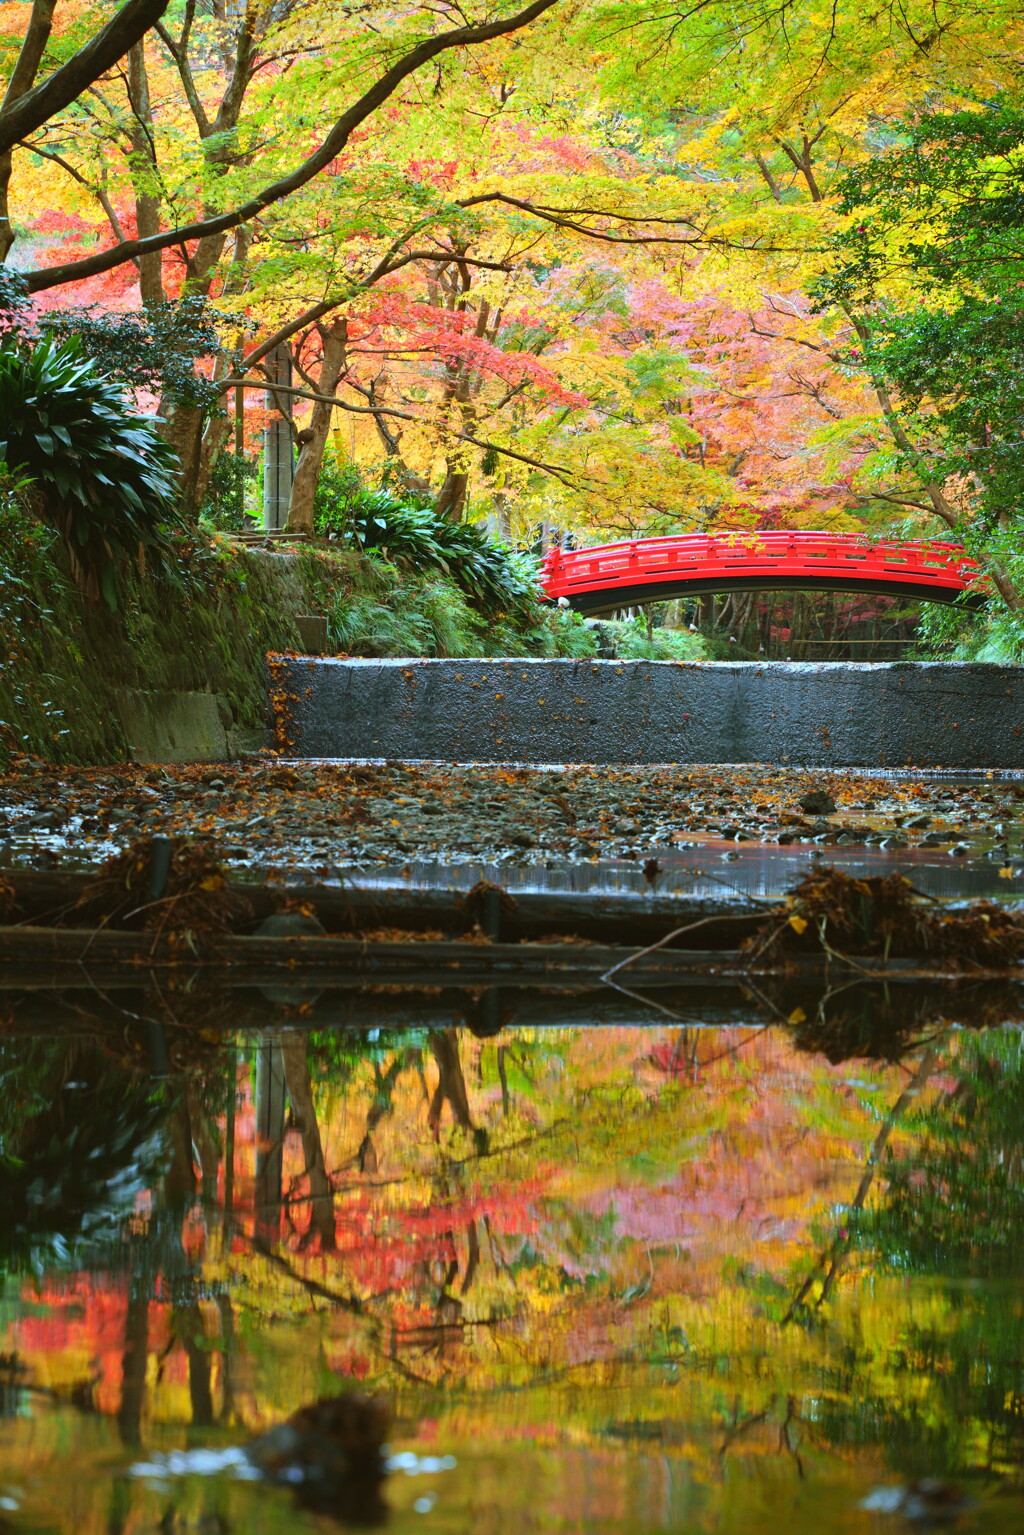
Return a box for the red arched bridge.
[540,533,983,614]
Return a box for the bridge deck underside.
[561,572,977,615]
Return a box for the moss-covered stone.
[0,512,594,768]
[0,515,299,767]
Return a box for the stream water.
[3,758,1024,1531]
[1,999,1023,1533]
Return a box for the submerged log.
[2,922,1024,988]
[0,868,766,947]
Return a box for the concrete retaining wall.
[115,690,262,763]
[271,657,1024,768]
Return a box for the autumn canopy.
[2,0,1022,643]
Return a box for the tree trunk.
[435,468,469,522]
[126,42,163,306]
[117,1286,149,1447]
[428,1029,474,1133]
[285,320,348,535]
[0,0,57,260]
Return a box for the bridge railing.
[541,533,981,598]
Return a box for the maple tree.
[3,0,1024,640]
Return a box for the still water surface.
[1,1003,1023,1533]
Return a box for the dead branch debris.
[76,836,252,947]
[745,867,1024,970]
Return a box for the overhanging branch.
[224,374,585,487]
[0,0,172,155]
[22,0,560,292]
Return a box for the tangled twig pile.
[76,837,252,949]
[747,867,1024,968]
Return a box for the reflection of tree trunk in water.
[117,1286,149,1447]
[216,1293,238,1426]
[281,1035,336,1251]
[433,1249,463,1358]
[462,1220,480,1294]
[164,1097,197,1204]
[255,1035,286,1244]
[668,1029,699,1082]
[497,1046,510,1117]
[783,1045,941,1323]
[179,1305,215,1428]
[186,1083,220,1194]
[428,1030,474,1134]
[223,1056,236,1244]
[106,1475,133,1535]
[358,1054,408,1175]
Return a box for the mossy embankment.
[0,515,619,767]
[0,512,302,766]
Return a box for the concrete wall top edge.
[269,654,1024,676]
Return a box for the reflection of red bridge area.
[541,533,983,614]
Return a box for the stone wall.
[272,656,1024,768]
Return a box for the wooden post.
[262,345,294,531]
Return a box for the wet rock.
[256,912,327,939]
[245,1392,390,1522]
[799,789,837,815]
[24,811,64,830]
[905,814,932,829]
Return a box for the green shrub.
[595,617,703,661]
[297,546,595,660]
[199,449,257,533]
[0,337,181,607]
[314,477,539,617]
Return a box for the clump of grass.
[296,547,597,660]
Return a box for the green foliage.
[37,296,233,415]
[598,616,703,661]
[297,545,595,660]
[0,527,299,767]
[862,1030,1024,1278]
[0,1040,169,1275]
[817,104,1024,641]
[314,469,540,617]
[313,455,366,526]
[0,484,70,761]
[0,266,29,334]
[200,449,258,533]
[0,337,181,608]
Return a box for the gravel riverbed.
[1,757,1022,877]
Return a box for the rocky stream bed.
[1,756,1022,876]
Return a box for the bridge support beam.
[270,658,1024,769]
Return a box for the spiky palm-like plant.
[0,337,181,606]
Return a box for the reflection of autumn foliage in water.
[9,1026,903,1391]
[3,1021,1023,1533]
